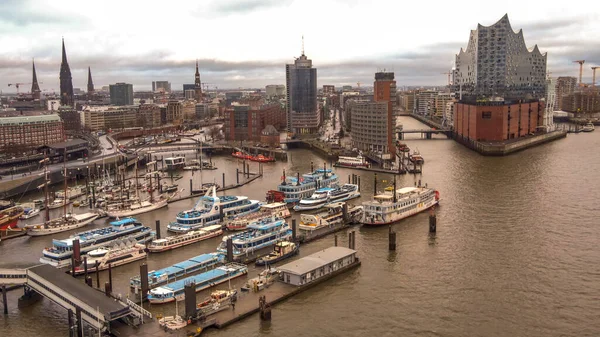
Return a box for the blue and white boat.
[276,168,339,206]
[293,184,360,211]
[130,252,225,289]
[167,186,261,233]
[39,218,155,268]
[147,263,248,304]
[217,216,292,259]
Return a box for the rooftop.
[0,114,61,125]
[277,246,356,275]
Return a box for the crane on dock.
[573,60,585,87]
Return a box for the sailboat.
[26,156,100,236]
[106,159,179,218]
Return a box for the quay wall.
[453,130,567,156]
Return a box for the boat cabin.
[277,247,357,286]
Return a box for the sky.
[0,0,599,92]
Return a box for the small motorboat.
[163,184,178,193]
[20,207,41,220]
[582,122,595,132]
[255,241,299,266]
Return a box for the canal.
[1,116,599,337]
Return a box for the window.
[481,111,492,119]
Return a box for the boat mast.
[63,148,68,217]
[135,157,139,201]
[42,158,50,222]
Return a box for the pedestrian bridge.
[0,265,141,332]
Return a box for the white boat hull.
[148,272,244,304]
[106,200,168,218]
[27,213,99,237]
[362,199,438,226]
[148,230,223,253]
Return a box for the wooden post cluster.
[259,295,271,320]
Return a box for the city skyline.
[0,0,598,91]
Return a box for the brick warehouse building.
[454,101,543,141]
[224,103,285,142]
[0,114,65,152]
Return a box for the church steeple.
[31,59,41,100]
[59,38,74,106]
[194,59,202,102]
[87,66,95,95]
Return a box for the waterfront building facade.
[0,115,65,151]
[224,103,285,142]
[350,101,390,154]
[373,72,396,157]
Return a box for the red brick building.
[0,114,65,152]
[224,103,285,142]
[373,72,397,156]
[454,101,543,142]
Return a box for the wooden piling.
[388,226,396,251]
[67,308,74,337]
[429,214,437,233]
[291,219,297,242]
[222,173,225,189]
[334,234,338,247]
[155,220,161,239]
[2,285,7,314]
[140,263,149,302]
[374,173,378,195]
[107,263,113,294]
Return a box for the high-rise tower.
[87,67,95,95]
[31,59,41,100]
[194,60,203,102]
[373,71,397,156]
[285,37,318,135]
[59,38,74,106]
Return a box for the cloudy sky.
[1,0,598,92]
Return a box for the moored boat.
[167,186,261,233]
[72,241,147,275]
[255,241,298,266]
[56,186,86,200]
[48,198,71,210]
[409,150,424,164]
[225,202,290,231]
[217,216,292,259]
[196,289,237,315]
[0,205,24,230]
[148,225,223,253]
[20,207,40,220]
[275,166,339,206]
[232,151,251,160]
[361,183,439,226]
[106,194,172,218]
[582,122,595,132]
[334,154,370,168]
[249,154,275,163]
[293,184,360,211]
[25,212,100,236]
[299,202,363,231]
[241,269,280,292]
[164,156,186,170]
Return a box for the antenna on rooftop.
[301,35,305,55]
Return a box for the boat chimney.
[311,161,314,172]
[282,169,286,185]
[296,172,300,186]
[323,162,327,177]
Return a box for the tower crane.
[573,60,585,87]
[8,83,30,94]
[356,82,361,89]
[441,72,452,85]
[591,66,599,89]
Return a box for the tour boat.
[72,241,147,275]
[56,186,86,200]
[249,154,275,163]
[167,186,261,233]
[361,184,439,226]
[147,263,248,304]
[334,154,370,168]
[25,212,100,236]
[299,202,363,231]
[225,202,290,231]
[582,122,595,132]
[255,241,299,266]
[20,207,40,220]
[164,156,186,170]
[196,289,238,316]
[39,217,155,268]
[130,253,225,289]
[0,205,24,230]
[148,225,223,253]
[217,216,292,259]
[274,167,339,206]
[293,184,360,211]
[241,269,280,292]
[48,198,71,210]
[409,150,424,164]
[232,151,251,160]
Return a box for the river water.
[1,117,599,337]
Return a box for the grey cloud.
[209,0,292,15]
[0,0,85,27]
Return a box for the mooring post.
[389,226,396,251]
[334,234,338,247]
[83,256,88,281]
[348,175,350,184]
[76,307,83,337]
[236,168,239,185]
[96,265,100,288]
[2,285,7,314]
[348,232,352,249]
[429,213,437,233]
[247,163,250,178]
[226,237,234,263]
[357,176,361,192]
[155,220,161,239]
[107,263,113,294]
[291,219,297,242]
[67,308,74,337]
[140,263,149,302]
[189,179,193,194]
[222,172,225,189]
[374,173,378,195]
[352,231,356,250]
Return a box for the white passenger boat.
[582,122,595,132]
[334,154,370,168]
[293,184,360,211]
[25,212,100,236]
[165,156,186,170]
[72,241,147,275]
[167,186,261,233]
[217,216,292,259]
[299,202,363,231]
[196,289,238,316]
[361,184,439,226]
[273,167,339,206]
[226,202,290,231]
[48,198,70,209]
[148,225,223,253]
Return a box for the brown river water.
[1,117,599,337]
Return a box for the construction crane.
[8,82,30,94]
[441,72,452,85]
[591,66,599,88]
[356,82,361,89]
[573,60,585,87]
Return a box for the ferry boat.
[130,253,224,289]
[147,263,248,304]
[241,269,280,292]
[225,202,290,231]
[217,216,292,259]
[232,151,251,160]
[164,156,186,170]
[148,225,223,253]
[255,241,299,266]
[299,202,363,231]
[409,150,424,164]
[0,205,24,230]
[361,184,439,226]
[274,168,339,206]
[249,154,275,163]
[25,212,100,236]
[20,207,40,220]
[582,122,595,132]
[197,289,237,316]
[167,186,261,233]
[48,198,71,210]
[56,186,86,200]
[334,154,370,168]
[293,184,360,211]
[39,218,155,268]
[72,242,147,275]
